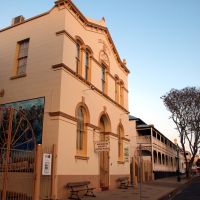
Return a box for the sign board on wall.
[42,153,52,175]
[124,144,129,162]
[94,141,110,152]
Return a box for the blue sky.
[1,0,200,143]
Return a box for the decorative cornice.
[56,30,76,43]
[55,0,105,30]
[117,160,125,164]
[49,111,129,141]
[49,111,101,131]
[103,132,129,141]
[122,137,130,142]
[75,155,89,160]
[85,123,100,130]
[54,0,130,74]
[10,73,27,80]
[52,63,129,113]
[49,111,77,122]
[52,63,76,76]
[124,87,129,93]
[104,132,118,138]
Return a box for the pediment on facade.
[54,0,130,74]
[99,50,110,67]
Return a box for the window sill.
[10,73,27,80]
[75,155,89,160]
[117,160,125,164]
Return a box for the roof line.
[55,0,130,73]
[0,10,52,33]
[0,0,130,73]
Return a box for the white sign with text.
[94,141,110,152]
[42,153,52,175]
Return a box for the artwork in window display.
[0,97,45,150]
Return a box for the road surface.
[172,177,200,200]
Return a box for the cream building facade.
[0,0,130,198]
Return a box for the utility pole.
[139,144,142,200]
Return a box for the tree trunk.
[186,162,193,178]
[185,162,190,178]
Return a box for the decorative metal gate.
[0,107,36,200]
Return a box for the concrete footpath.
[83,176,195,200]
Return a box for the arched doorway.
[99,113,111,190]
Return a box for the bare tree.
[162,87,200,178]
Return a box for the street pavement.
[172,176,200,200]
[82,176,193,200]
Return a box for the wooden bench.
[66,181,96,200]
[116,177,129,189]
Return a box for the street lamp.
[174,139,181,182]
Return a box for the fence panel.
[0,149,35,200]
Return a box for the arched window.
[77,106,85,150]
[85,49,89,80]
[75,37,84,75]
[85,47,92,81]
[101,63,106,93]
[115,75,120,103]
[99,50,109,95]
[118,124,124,160]
[120,81,124,106]
[76,42,81,74]
[76,104,89,156]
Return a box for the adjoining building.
[0,0,130,198]
[129,116,185,183]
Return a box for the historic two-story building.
[129,116,185,183]
[0,0,130,198]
